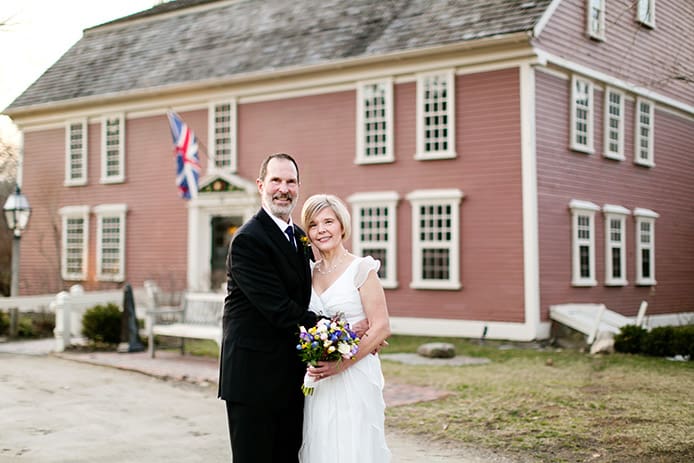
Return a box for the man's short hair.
[258,153,300,182]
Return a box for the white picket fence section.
[0,286,148,352]
[0,294,56,313]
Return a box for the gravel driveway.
[1,345,518,462]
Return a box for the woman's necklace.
[316,251,348,275]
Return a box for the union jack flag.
[166,111,200,200]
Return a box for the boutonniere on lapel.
[299,235,311,252]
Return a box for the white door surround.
[186,174,259,291]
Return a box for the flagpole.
[195,136,212,162]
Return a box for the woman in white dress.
[298,194,392,463]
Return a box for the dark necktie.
[284,225,296,250]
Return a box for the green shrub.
[0,311,8,335]
[17,318,38,338]
[30,313,56,338]
[81,303,122,344]
[616,324,693,360]
[671,325,694,359]
[614,325,647,354]
[643,326,676,357]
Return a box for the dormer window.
[637,0,655,28]
[587,0,606,41]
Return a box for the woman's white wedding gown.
[299,256,391,463]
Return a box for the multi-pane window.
[637,0,655,27]
[209,100,237,172]
[570,200,599,286]
[94,204,127,282]
[603,204,630,286]
[59,206,90,281]
[416,70,456,160]
[347,192,399,288]
[407,189,463,290]
[570,76,594,153]
[634,208,658,285]
[634,98,655,167]
[356,79,393,164]
[65,120,88,186]
[587,0,606,40]
[603,88,624,160]
[101,114,125,183]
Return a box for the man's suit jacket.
[218,208,317,407]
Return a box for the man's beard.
[263,192,296,218]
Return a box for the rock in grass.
[417,342,456,359]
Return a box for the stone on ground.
[417,342,456,358]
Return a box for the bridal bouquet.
[296,314,360,396]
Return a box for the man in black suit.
[218,153,318,463]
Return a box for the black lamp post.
[3,185,31,297]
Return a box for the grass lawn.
[381,335,694,463]
[159,334,692,462]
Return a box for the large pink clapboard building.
[4,0,693,340]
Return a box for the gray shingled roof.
[6,0,551,111]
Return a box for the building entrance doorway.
[210,216,242,290]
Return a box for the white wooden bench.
[549,301,648,344]
[146,289,224,358]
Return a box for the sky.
[0,0,159,142]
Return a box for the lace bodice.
[309,256,380,327]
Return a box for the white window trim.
[347,191,399,288]
[603,87,625,160]
[636,0,656,28]
[570,199,599,287]
[570,75,594,154]
[634,97,655,167]
[415,70,457,161]
[355,78,394,164]
[586,0,606,41]
[100,113,125,184]
[603,204,630,286]
[634,207,658,286]
[207,99,238,173]
[59,205,90,281]
[407,189,464,290]
[94,203,127,282]
[64,119,88,186]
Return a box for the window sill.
[604,280,628,287]
[603,153,625,161]
[354,157,395,165]
[570,145,595,155]
[99,177,125,184]
[97,275,125,282]
[410,281,462,290]
[588,32,606,42]
[64,181,88,187]
[636,19,655,29]
[207,166,237,175]
[634,159,655,168]
[414,151,457,161]
[571,280,597,287]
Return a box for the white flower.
[337,342,351,356]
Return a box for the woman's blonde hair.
[301,194,351,241]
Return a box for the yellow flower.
[299,235,311,251]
